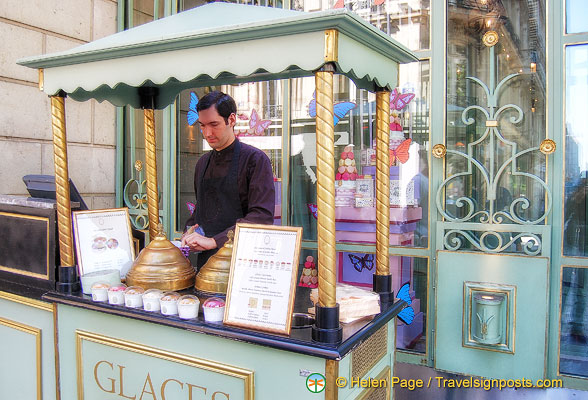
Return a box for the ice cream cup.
[160,292,180,316]
[177,295,200,319]
[124,286,145,308]
[107,284,127,305]
[91,282,110,302]
[202,297,226,322]
[142,289,163,312]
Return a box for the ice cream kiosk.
[2,3,418,399]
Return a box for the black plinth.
[56,265,81,293]
[311,304,343,344]
[373,274,394,307]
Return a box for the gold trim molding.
[0,316,42,400]
[0,291,52,312]
[75,330,254,400]
[0,212,50,280]
[324,29,339,63]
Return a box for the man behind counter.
[181,91,275,269]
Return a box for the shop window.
[445,1,547,243]
[564,44,588,257]
[176,82,284,232]
[566,0,588,34]
[292,0,430,52]
[560,266,588,377]
[289,61,429,248]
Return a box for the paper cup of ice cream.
[107,284,127,305]
[142,289,164,312]
[202,297,226,322]
[91,282,110,302]
[177,295,200,319]
[160,292,180,316]
[124,286,145,308]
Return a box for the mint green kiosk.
[4,3,417,399]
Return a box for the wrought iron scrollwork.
[436,32,553,255]
[123,160,162,230]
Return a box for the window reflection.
[566,0,588,34]
[446,1,546,239]
[289,64,429,248]
[564,44,588,257]
[292,0,430,51]
[176,82,283,231]
[560,266,588,377]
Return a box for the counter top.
[42,290,405,360]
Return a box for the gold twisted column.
[315,70,337,308]
[143,109,160,240]
[50,95,75,267]
[375,91,391,275]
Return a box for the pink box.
[335,206,422,224]
[335,230,413,245]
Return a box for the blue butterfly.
[348,253,374,273]
[308,92,356,126]
[187,92,199,125]
[396,282,414,325]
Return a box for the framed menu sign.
[224,223,303,335]
[72,208,135,279]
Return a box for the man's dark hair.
[196,91,236,124]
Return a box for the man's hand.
[181,226,217,252]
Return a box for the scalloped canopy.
[18,3,417,109]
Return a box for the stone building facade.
[0,0,118,209]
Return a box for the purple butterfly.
[307,203,318,219]
[348,253,375,272]
[186,201,196,215]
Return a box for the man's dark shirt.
[185,139,275,248]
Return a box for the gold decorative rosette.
[539,139,556,155]
[432,144,447,159]
[135,159,143,172]
[483,31,499,47]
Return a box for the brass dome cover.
[126,225,195,291]
[195,231,234,295]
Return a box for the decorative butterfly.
[396,282,414,325]
[373,0,385,5]
[389,138,411,165]
[389,113,403,131]
[348,253,375,273]
[308,92,356,126]
[186,201,196,215]
[249,109,271,135]
[307,203,318,220]
[332,0,344,8]
[236,109,271,136]
[390,88,415,111]
[187,92,199,126]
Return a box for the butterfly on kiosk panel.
[307,203,318,220]
[187,92,199,126]
[390,88,415,111]
[390,138,411,165]
[396,282,415,325]
[348,253,375,273]
[308,92,356,126]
